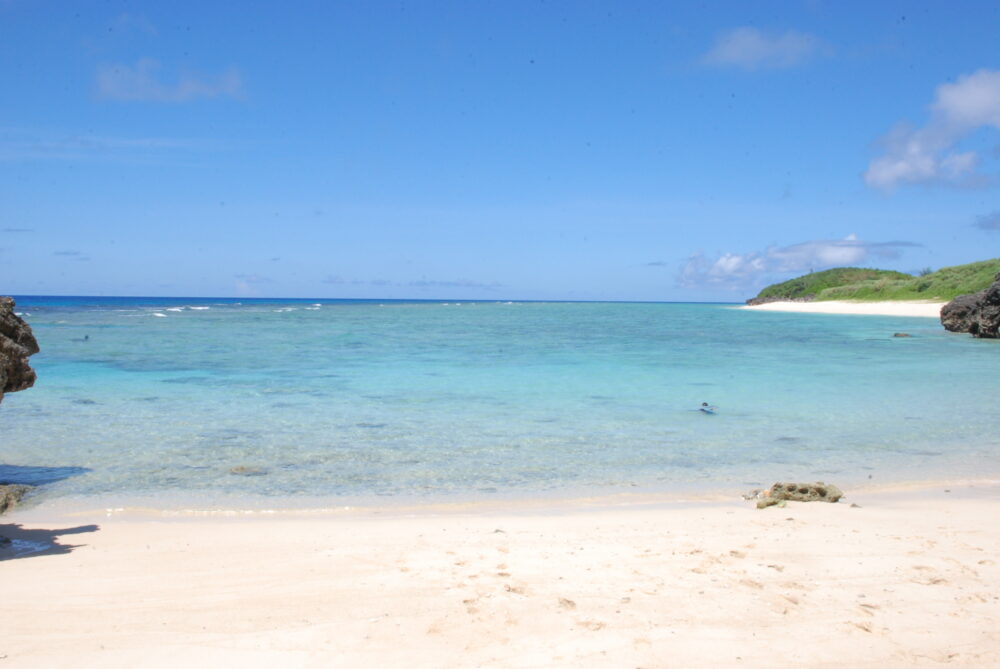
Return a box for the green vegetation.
[753,268,910,301]
[752,258,1000,302]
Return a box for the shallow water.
[3,297,999,507]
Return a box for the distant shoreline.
[739,300,945,318]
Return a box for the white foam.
[189,306,210,310]
[166,307,183,312]
[152,312,167,318]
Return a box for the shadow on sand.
[0,523,100,561]
[0,465,98,561]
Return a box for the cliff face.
[0,297,40,403]
[940,273,1000,339]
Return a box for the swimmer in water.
[699,402,718,414]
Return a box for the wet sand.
[2,483,999,667]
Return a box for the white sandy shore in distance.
[740,300,946,317]
[2,484,1000,667]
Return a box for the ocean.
[3,296,999,509]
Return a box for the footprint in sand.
[858,603,880,616]
[958,592,990,603]
[910,565,948,585]
[558,597,577,610]
[944,557,980,577]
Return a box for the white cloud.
[678,235,920,289]
[408,279,502,289]
[54,250,91,262]
[234,273,273,284]
[111,13,158,36]
[97,59,243,102]
[703,27,827,70]
[322,275,502,290]
[934,70,1000,127]
[234,274,273,297]
[866,69,1000,190]
[0,127,228,161]
[975,211,1000,231]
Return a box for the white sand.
[2,484,999,667]
[740,300,946,317]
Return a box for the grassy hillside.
[753,268,910,301]
[752,259,1000,302]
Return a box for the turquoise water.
[3,297,999,507]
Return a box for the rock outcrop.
[1,298,40,516]
[749,481,844,509]
[940,273,1000,339]
[0,484,32,515]
[0,297,40,403]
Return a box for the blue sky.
[2,1,999,301]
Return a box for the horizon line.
[7,293,743,306]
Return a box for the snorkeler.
[699,402,718,414]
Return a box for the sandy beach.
[3,484,999,668]
[740,300,946,317]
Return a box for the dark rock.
[0,483,32,515]
[940,273,1000,338]
[0,297,40,404]
[755,481,843,509]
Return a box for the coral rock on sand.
[752,482,844,509]
[0,297,40,404]
[940,273,1000,339]
[0,484,32,515]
